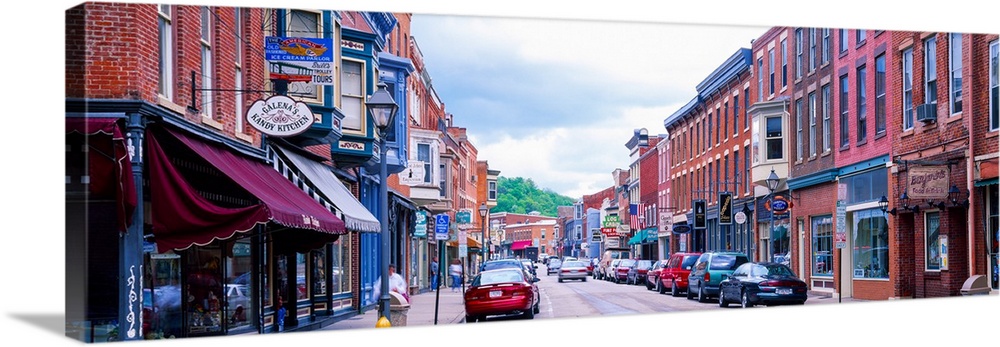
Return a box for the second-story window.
[733,95,740,136]
[781,38,788,88]
[809,91,817,156]
[822,28,831,64]
[840,75,850,147]
[991,40,999,131]
[809,28,816,72]
[796,98,803,161]
[200,7,213,120]
[489,180,497,200]
[769,48,775,95]
[875,54,887,135]
[839,29,848,53]
[758,57,764,102]
[795,29,803,79]
[234,8,244,134]
[949,33,963,115]
[902,48,914,131]
[766,116,783,160]
[822,84,832,152]
[417,143,432,184]
[925,36,938,105]
[157,4,173,101]
[857,65,868,143]
[341,60,364,131]
[857,30,867,45]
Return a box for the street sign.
[456,209,472,226]
[434,214,450,241]
[414,211,427,237]
[835,201,847,249]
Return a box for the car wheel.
[533,301,540,314]
[523,307,535,319]
[670,281,679,297]
[582,277,587,282]
[697,286,708,303]
[718,289,729,307]
[558,278,563,283]
[657,280,665,294]
[741,290,753,308]
[465,315,477,323]
[686,283,694,300]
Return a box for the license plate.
[776,288,792,295]
[489,290,502,298]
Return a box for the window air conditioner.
[915,103,937,123]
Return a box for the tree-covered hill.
[493,176,575,217]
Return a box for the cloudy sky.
[410,15,764,198]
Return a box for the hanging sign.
[414,211,427,238]
[693,200,706,229]
[399,161,426,186]
[719,193,733,225]
[768,195,791,215]
[908,166,950,199]
[265,36,334,62]
[245,95,314,137]
[734,211,747,225]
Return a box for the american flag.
[630,203,641,230]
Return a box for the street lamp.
[765,168,780,262]
[479,203,488,261]
[368,82,398,321]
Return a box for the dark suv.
[687,252,749,303]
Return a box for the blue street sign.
[434,214,450,241]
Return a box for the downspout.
[966,66,975,280]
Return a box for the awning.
[447,236,482,249]
[975,178,998,187]
[273,145,380,233]
[66,117,136,233]
[510,240,532,251]
[628,231,644,245]
[147,127,346,251]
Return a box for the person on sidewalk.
[448,259,463,292]
[373,264,410,303]
[430,257,439,291]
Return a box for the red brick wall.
[834,29,894,168]
[789,27,838,179]
[790,182,836,287]
[582,186,615,212]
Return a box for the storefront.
[838,164,890,300]
[756,193,791,264]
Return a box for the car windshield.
[563,261,587,268]
[619,259,636,267]
[475,269,525,286]
[681,255,700,270]
[482,261,522,271]
[709,254,748,270]
[763,264,797,277]
[637,260,652,268]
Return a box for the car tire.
[686,283,694,300]
[559,278,564,283]
[697,286,708,303]
[719,289,729,307]
[534,301,540,314]
[671,281,679,297]
[741,290,753,308]
[582,277,587,282]
[466,315,477,323]
[647,279,654,291]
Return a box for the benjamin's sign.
[245,95,314,137]
[908,166,950,199]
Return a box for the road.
[474,263,839,323]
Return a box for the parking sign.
[434,214,450,241]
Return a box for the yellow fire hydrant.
[376,316,392,328]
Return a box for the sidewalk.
[321,288,467,331]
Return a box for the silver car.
[558,261,589,282]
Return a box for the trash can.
[960,275,991,296]
[388,291,410,327]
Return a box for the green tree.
[492,176,574,217]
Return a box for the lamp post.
[479,203,488,262]
[765,168,780,262]
[367,82,398,321]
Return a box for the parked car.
[687,252,749,302]
[585,258,595,276]
[546,259,563,276]
[718,262,808,308]
[558,260,589,282]
[659,252,702,296]
[464,268,540,322]
[612,259,636,284]
[604,259,622,282]
[626,260,653,285]
[520,259,538,280]
[644,259,668,291]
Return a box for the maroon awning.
[147,127,346,251]
[66,117,137,233]
[510,240,532,251]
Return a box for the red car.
[658,252,702,296]
[644,259,669,291]
[464,268,540,322]
[613,259,636,284]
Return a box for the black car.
[718,262,808,308]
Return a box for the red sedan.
[658,252,702,296]
[464,268,540,322]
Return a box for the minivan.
[686,252,749,303]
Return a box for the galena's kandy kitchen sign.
[908,166,950,199]
[245,95,315,137]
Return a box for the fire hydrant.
[376,316,391,328]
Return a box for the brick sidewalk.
[321,288,467,331]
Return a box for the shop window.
[987,185,999,290]
[296,253,307,301]
[312,248,327,297]
[185,246,224,335]
[331,234,352,294]
[851,208,889,279]
[812,216,833,277]
[925,212,942,271]
[225,239,254,331]
[144,253,182,339]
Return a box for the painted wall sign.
[908,166,950,199]
[719,193,733,225]
[341,39,365,51]
[265,36,334,62]
[338,140,366,151]
[269,61,335,85]
[245,95,314,137]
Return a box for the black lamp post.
[765,168,780,261]
[367,82,398,321]
[479,203,488,262]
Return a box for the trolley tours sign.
[245,95,314,137]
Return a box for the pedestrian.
[275,297,286,332]
[373,264,410,303]
[430,256,439,291]
[448,258,463,292]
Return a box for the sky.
[4,1,999,347]
[410,14,765,198]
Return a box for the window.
[903,48,915,130]
[857,65,867,143]
[157,4,173,100]
[733,151,739,195]
[925,212,942,271]
[822,84,831,151]
[724,102,729,139]
[875,54,886,134]
[822,28,831,64]
[758,57,764,102]
[200,7,213,119]
[925,37,938,104]
[716,106,721,143]
[769,48,775,95]
[744,87,751,129]
[812,216,834,277]
[341,60,364,131]
[766,116,783,160]
[417,143,432,184]
[744,145,751,194]
[949,33,963,115]
[796,98,803,161]
[809,92,817,156]
[840,75,850,147]
[992,41,999,131]
[839,29,848,53]
[439,163,447,197]
[809,28,816,71]
[781,38,788,88]
[285,10,322,102]
[852,208,888,279]
[856,30,866,44]
[733,95,740,136]
[234,8,244,134]
[795,29,803,79]
[489,181,497,200]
